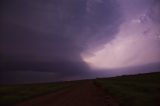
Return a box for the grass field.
[0,82,72,106]
[95,72,160,106]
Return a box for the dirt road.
[16,81,118,106]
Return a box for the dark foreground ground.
[15,81,118,106]
[1,72,160,106]
[96,72,160,106]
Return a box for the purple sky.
[82,0,160,69]
[0,0,160,84]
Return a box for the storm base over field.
[1,0,160,84]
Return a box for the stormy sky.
[1,0,160,84]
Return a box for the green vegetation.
[95,72,160,106]
[0,82,72,106]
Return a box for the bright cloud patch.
[82,17,160,69]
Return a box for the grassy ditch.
[0,82,72,106]
[95,72,160,106]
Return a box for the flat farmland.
[95,72,160,106]
[0,82,72,106]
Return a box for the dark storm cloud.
[0,0,122,82]
[149,0,160,24]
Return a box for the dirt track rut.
[16,81,118,106]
